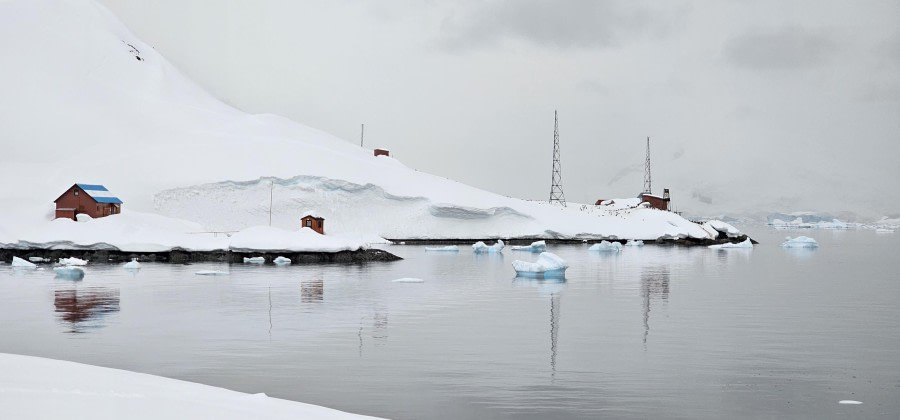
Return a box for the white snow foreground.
[0,211,371,253]
[782,236,819,248]
[0,0,738,244]
[0,353,380,420]
[512,252,568,278]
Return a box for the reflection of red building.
[639,189,671,211]
[54,183,123,220]
[301,279,324,302]
[54,288,120,333]
[301,214,325,235]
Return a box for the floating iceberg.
[58,257,88,266]
[472,240,505,254]
[53,266,85,279]
[511,241,547,253]
[625,240,644,247]
[243,257,265,264]
[425,245,459,252]
[875,228,894,233]
[273,256,292,265]
[589,241,623,252]
[708,238,753,249]
[195,270,229,276]
[392,277,425,283]
[123,259,141,269]
[28,257,49,263]
[512,252,568,278]
[782,236,818,248]
[12,256,37,268]
[839,400,862,405]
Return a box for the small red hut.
[374,148,390,157]
[54,183,123,220]
[638,188,671,211]
[301,213,325,235]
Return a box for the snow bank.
[703,220,742,238]
[0,353,379,420]
[511,252,568,278]
[472,240,505,254]
[11,256,36,268]
[589,241,623,252]
[511,241,547,253]
[228,226,368,253]
[708,239,753,249]
[782,236,819,248]
[424,245,459,252]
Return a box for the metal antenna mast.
[642,136,652,195]
[360,124,365,147]
[549,110,566,207]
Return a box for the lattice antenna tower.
[642,136,652,195]
[549,110,566,207]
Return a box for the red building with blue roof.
[54,183,123,220]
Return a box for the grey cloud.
[437,0,682,51]
[724,26,836,70]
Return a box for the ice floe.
[425,245,459,252]
[472,240,505,254]
[589,241,623,252]
[708,238,753,249]
[11,256,37,268]
[510,241,547,253]
[511,252,568,278]
[782,236,819,248]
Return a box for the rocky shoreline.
[0,248,402,264]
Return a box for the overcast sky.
[97,0,900,218]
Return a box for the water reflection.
[641,266,670,346]
[301,278,324,303]
[513,278,565,377]
[54,287,120,333]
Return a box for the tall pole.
[549,110,566,206]
[268,180,273,226]
[642,136,652,195]
[360,123,365,147]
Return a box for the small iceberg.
[58,257,88,266]
[243,257,265,264]
[54,266,85,279]
[782,236,818,248]
[123,258,141,269]
[196,270,229,276]
[28,257,50,263]
[839,400,862,405]
[392,277,425,283]
[12,256,37,268]
[589,241,623,252]
[875,228,894,233]
[709,238,753,249]
[625,240,644,247]
[425,245,459,252]
[472,239,505,254]
[273,256,292,265]
[512,252,568,278]
[511,241,547,253]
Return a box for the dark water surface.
[1,228,898,419]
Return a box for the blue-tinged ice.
[589,241,623,252]
[709,238,753,249]
[625,240,645,247]
[782,236,818,248]
[425,245,459,252]
[472,240,504,253]
[243,257,265,264]
[511,241,547,253]
[512,252,568,278]
[273,256,292,265]
[54,266,85,279]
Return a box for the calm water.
[1,228,899,419]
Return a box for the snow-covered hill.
[0,0,725,244]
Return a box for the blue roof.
[76,183,109,191]
[94,197,124,204]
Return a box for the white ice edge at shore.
[0,353,381,420]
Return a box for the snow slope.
[0,0,731,243]
[0,353,379,420]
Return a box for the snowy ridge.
[0,0,738,244]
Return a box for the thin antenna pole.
[643,136,652,195]
[360,124,365,147]
[268,180,274,226]
[549,110,566,207]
